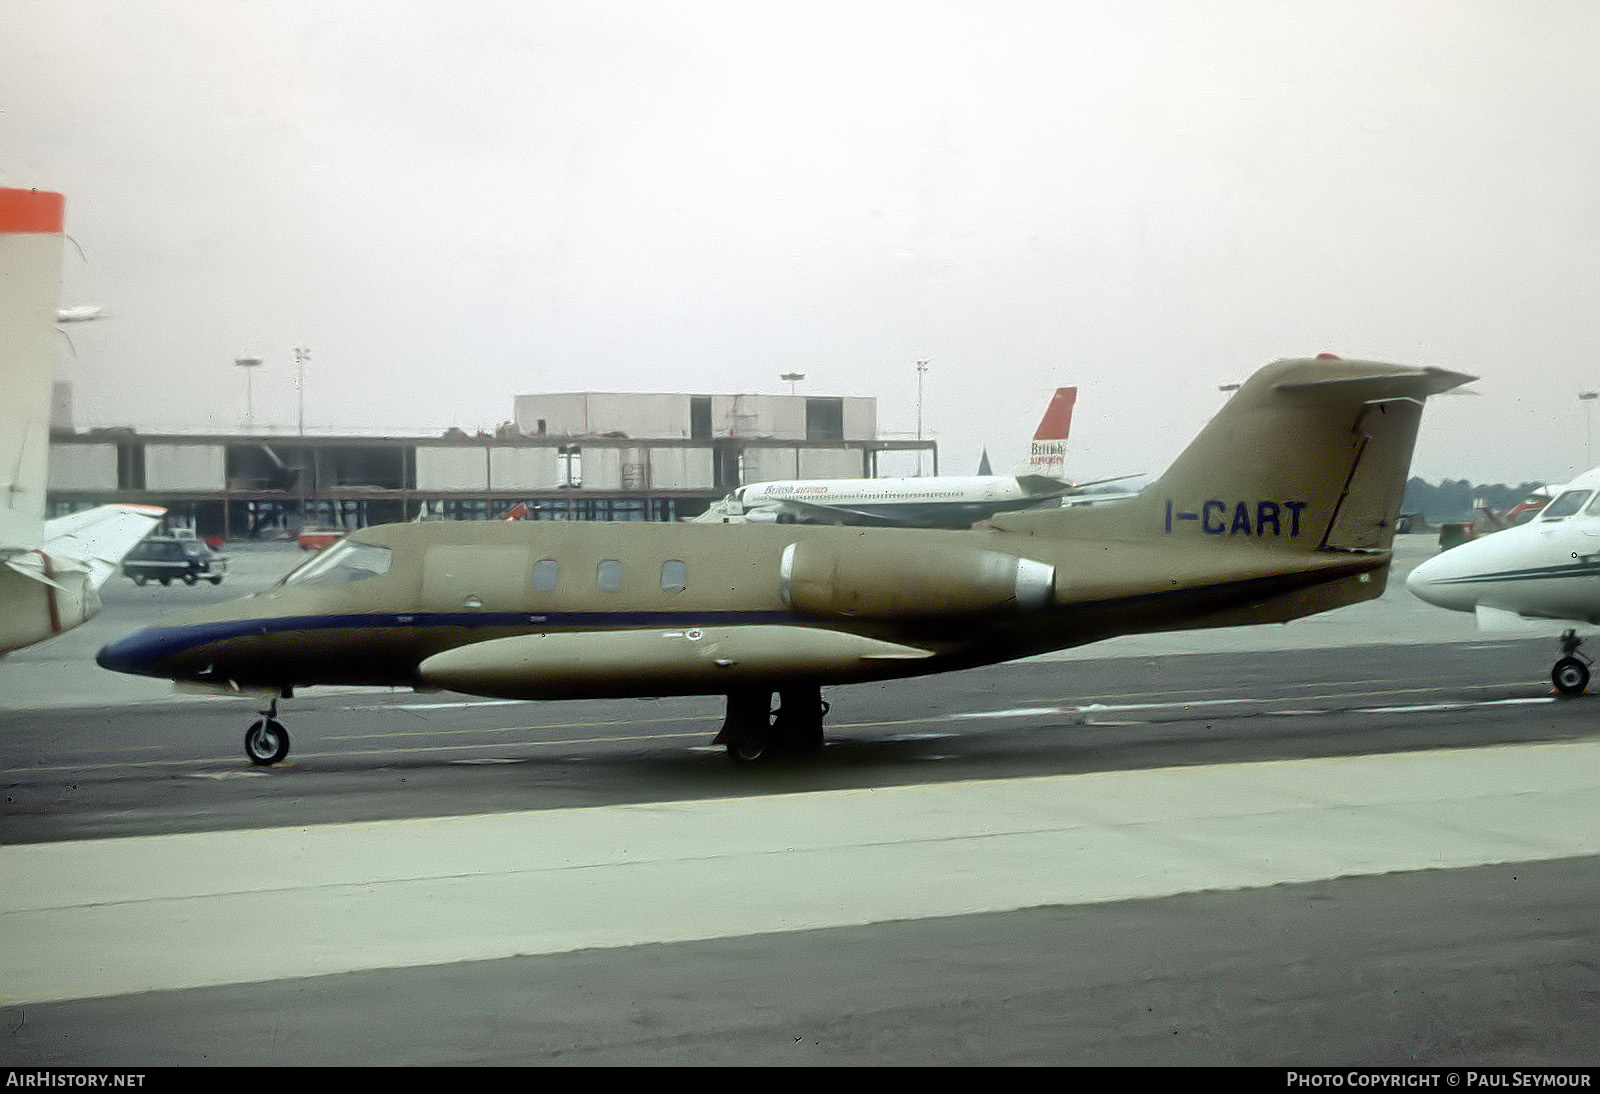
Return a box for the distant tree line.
[1401,477,1547,526]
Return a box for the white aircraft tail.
[0,187,65,552]
[1010,386,1076,480]
[0,189,162,654]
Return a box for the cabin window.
[1541,491,1591,520]
[661,560,687,593]
[281,541,392,587]
[596,559,622,593]
[531,559,559,592]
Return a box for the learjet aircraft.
[98,356,1469,764]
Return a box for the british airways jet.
[691,387,1136,528]
[1408,466,1600,694]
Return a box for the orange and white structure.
[0,187,162,652]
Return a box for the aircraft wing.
[1015,473,1144,501]
[1061,490,1142,507]
[1015,474,1074,496]
[765,497,955,528]
[42,504,165,588]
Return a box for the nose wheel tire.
[1553,657,1589,696]
[245,718,291,765]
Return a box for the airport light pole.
[235,356,264,432]
[1582,391,1598,467]
[780,371,805,396]
[295,346,313,535]
[916,358,930,476]
[294,346,310,436]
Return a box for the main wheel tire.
[774,716,823,753]
[208,575,224,585]
[245,718,291,765]
[182,574,197,585]
[1553,657,1589,696]
[725,731,776,765]
[158,577,171,586]
[132,574,147,586]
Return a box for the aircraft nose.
[96,626,178,678]
[1405,553,1476,613]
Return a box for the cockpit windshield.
[1540,490,1592,520]
[279,541,393,587]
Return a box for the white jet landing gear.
[713,686,829,763]
[244,696,291,765]
[1552,630,1592,697]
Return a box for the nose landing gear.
[244,697,291,765]
[1552,630,1592,696]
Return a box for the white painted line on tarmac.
[951,693,1560,724]
[4,738,1596,1006]
[1354,697,1556,714]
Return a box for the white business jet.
[1407,467,1600,694]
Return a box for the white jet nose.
[1405,550,1478,613]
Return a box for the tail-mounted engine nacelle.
[779,540,1054,620]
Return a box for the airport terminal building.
[46,390,936,540]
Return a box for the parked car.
[122,536,229,586]
[297,528,344,551]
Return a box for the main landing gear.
[712,686,830,764]
[1552,630,1592,697]
[244,697,292,765]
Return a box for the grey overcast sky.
[4,1,1597,485]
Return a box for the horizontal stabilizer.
[1274,366,1476,400]
[44,504,166,588]
[419,625,934,699]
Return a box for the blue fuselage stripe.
[101,610,801,670]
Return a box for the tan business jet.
[99,355,1469,764]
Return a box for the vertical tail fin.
[997,358,1471,551]
[1012,386,1077,479]
[0,187,66,549]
